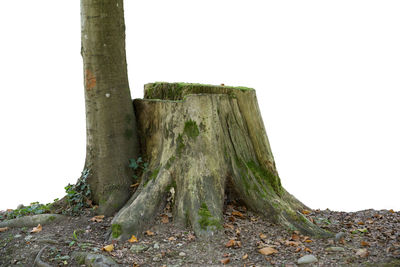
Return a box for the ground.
[1,204,399,266]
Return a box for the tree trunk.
[80,0,139,216]
[110,82,330,240]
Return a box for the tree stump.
[110,83,330,240]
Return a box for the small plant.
[6,202,52,220]
[64,169,91,215]
[128,157,148,181]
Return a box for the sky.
[0,0,399,212]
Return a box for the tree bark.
[80,0,139,216]
[110,83,330,240]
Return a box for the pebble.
[153,243,160,249]
[130,244,148,253]
[335,232,345,241]
[179,252,186,257]
[326,247,345,252]
[14,234,22,238]
[24,235,33,242]
[297,255,318,264]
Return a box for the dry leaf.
[291,233,300,241]
[224,223,235,230]
[220,258,230,264]
[301,210,311,215]
[225,239,235,248]
[361,241,370,247]
[259,247,278,255]
[259,233,267,239]
[285,240,300,247]
[357,221,365,225]
[366,219,374,224]
[232,211,244,218]
[187,233,196,241]
[356,248,369,258]
[102,244,114,252]
[90,215,105,222]
[168,236,177,241]
[161,214,169,224]
[0,227,9,232]
[145,230,155,236]
[305,239,313,243]
[228,216,235,222]
[31,224,42,233]
[235,228,241,236]
[304,247,312,253]
[128,235,138,243]
[242,253,248,260]
[302,236,311,242]
[389,209,395,213]
[235,241,242,248]
[6,209,13,212]
[295,247,302,253]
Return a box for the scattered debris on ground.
[1,205,399,266]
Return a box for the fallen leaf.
[357,221,365,225]
[187,233,196,241]
[259,233,267,239]
[0,227,9,232]
[285,240,300,247]
[235,228,241,236]
[304,247,312,253]
[145,230,154,236]
[102,244,114,252]
[161,214,169,224]
[232,211,244,218]
[128,235,138,243]
[259,247,278,255]
[225,239,235,248]
[6,209,13,212]
[224,223,235,230]
[242,253,248,260]
[291,233,300,241]
[302,236,311,242]
[235,241,242,248]
[168,236,177,241]
[90,215,105,222]
[356,248,369,258]
[301,210,311,215]
[305,239,313,243]
[223,253,230,257]
[389,209,395,213]
[31,224,42,233]
[361,241,370,247]
[295,247,302,253]
[366,219,374,224]
[220,258,230,264]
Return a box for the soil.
[1,204,399,266]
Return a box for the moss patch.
[111,224,122,238]
[198,202,222,230]
[176,134,185,156]
[150,168,160,181]
[246,161,282,196]
[184,120,200,139]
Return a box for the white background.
[0,1,399,212]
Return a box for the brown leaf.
[357,221,365,225]
[228,216,235,222]
[305,239,313,243]
[90,215,105,222]
[291,233,300,241]
[31,224,42,233]
[220,258,230,264]
[161,214,169,224]
[232,211,244,218]
[285,240,300,247]
[389,209,395,213]
[187,233,196,241]
[235,228,241,236]
[168,236,177,241]
[301,210,311,215]
[102,244,114,252]
[145,230,155,236]
[128,235,138,243]
[366,219,374,224]
[235,241,242,248]
[242,253,248,260]
[259,247,278,255]
[224,223,235,230]
[302,236,311,242]
[304,247,312,253]
[259,233,267,239]
[225,239,235,248]
[0,227,9,232]
[361,241,370,247]
[356,248,369,258]
[295,247,302,253]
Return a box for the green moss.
[124,128,133,139]
[150,168,160,180]
[246,160,282,196]
[165,156,176,169]
[166,180,177,192]
[176,134,185,156]
[49,215,56,221]
[144,82,254,101]
[198,202,222,230]
[184,120,200,139]
[111,224,122,238]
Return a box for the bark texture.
[110,83,330,240]
[80,0,139,216]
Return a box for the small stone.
[335,232,345,241]
[325,247,345,252]
[179,252,186,257]
[297,255,318,264]
[17,204,24,210]
[152,256,161,262]
[14,234,22,238]
[24,235,33,242]
[153,243,160,249]
[130,244,148,253]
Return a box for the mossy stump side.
[110,82,330,240]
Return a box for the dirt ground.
[1,204,399,266]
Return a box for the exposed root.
[33,245,52,267]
